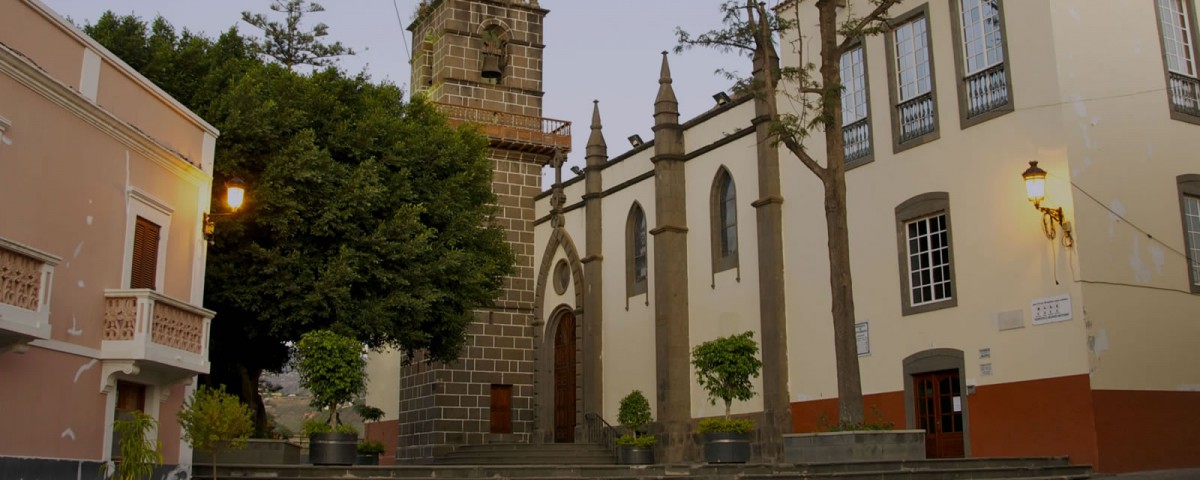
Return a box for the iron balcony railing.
[897,92,936,143]
[842,117,872,162]
[1169,72,1200,117]
[436,103,572,153]
[965,63,1009,118]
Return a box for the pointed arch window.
[711,169,739,273]
[626,204,648,297]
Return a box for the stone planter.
[309,433,357,466]
[617,445,654,465]
[206,439,303,465]
[702,432,751,464]
[783,429,926,464]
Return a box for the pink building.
[0,0,218,477]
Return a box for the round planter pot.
[617,445,654,465]
[309,432,357,466]
[702,431,751,464]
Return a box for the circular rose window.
[553,260,570,295]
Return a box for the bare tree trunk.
[816,0,864,425]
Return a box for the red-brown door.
[554,312,576,443]
[490,384,513,434]
[112,381,147,459]
[914,370,965,458]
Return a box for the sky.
[42,0,762,185]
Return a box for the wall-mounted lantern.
[1021,161,1073,247]
[203,177,246,244]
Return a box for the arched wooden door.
[553,312,576,443]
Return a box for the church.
[366,0,1200,473]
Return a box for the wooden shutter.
[130,217,160,289]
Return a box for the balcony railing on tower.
[1169,72,1200,117]
[436,103,571,156]
[103,289,214,375]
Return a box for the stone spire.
[654,51,679,124]
[586,100,607,168]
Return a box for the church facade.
[368,0,1200,473]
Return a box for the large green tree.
[678,0,900,425]
[85,14,512,433]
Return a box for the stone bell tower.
[398,0,570,463]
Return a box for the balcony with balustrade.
[102,289,214,381]
[964,64,1009,118]
[843,118,872,164]
[436,103,572,157]
[897,92,936,144]
[1169,72,1200,118]
[0,238,59,354]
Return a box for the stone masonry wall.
[398,0,554,464]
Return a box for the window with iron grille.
[887,5,940,151]
[841,44,873,166]
[952,0,1013,125]
[1158,0,1200,120]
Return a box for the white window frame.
[1184,195,1200,287]
[841,46,869,125]
[894,16,932,102]
[959,0,1005,75]
[906,213,953,307]
[1160,0,1198,78]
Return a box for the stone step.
[435,442,616,465]
[795,456,1075,474]
[197,457,1091,479]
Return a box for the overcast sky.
[43,0,763,185]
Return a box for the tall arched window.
[710,168,739,273]
[626,203,648,297]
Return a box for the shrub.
[357,439,386,454]
[615,433,657,448]
[696,417,756,434]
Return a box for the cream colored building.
[0,0,218,477]
[526,0,1199,473]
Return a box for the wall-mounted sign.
[1031,294,1072,325]
[856,321,869,356]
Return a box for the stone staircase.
[433,442,617,465]
[198,456,1091,479]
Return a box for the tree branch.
[837,0,902,53]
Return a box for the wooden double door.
[553,312,576,443]
[913,369,965,458]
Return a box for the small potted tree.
[295,329,366,466]
[615,390,656,464]
[691,331,762,464]
[355,404,386,465]
[177,385,253,480]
